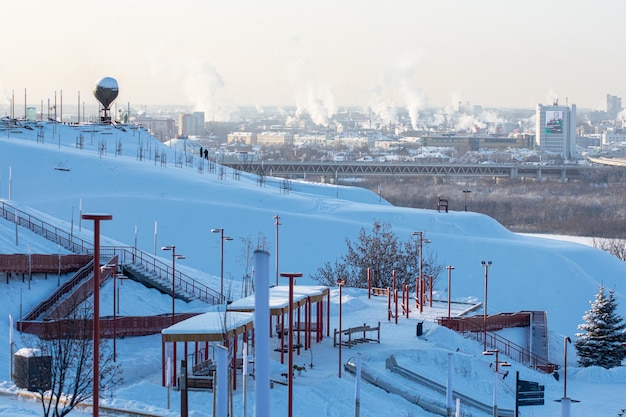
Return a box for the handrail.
[0,200,219,305]
[0,200,92,253]
[437,313,554,372]
[101,246,220,305]
[23,259,95,321]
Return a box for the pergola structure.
[161,310,254,390]
[228,285,330,365]
[160,285,330,390]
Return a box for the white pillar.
[216,345,228,417]
[446,352,454,417]
[354,352,362,417]
[254,250,270,417]
[561,397,571,417]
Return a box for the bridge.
[222,161,612,182]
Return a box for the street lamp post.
[81,213,112,417]
[336,278,346,378]
[462,190,471,211]
[481,260,492,351]
[559,336,576,417]
[211,228,233,304]
[281,272,302,417]
[274,215,281,287]
[161,246,185,325]
[446,266,455,320]
[102,264,118,362]
[411,232,430,313]
[483,349,511,417]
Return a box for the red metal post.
[387,288,391,321]
[482,260,492,351]
[280,308,285,364]
[367,268,371,299]
[394,288,398,324]
[281,272,302,417]
[446,266,455,320]
[336,278,346,378]
[82,213,112,417]
[429,276,433,307]
[274,215,281,287]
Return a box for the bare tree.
[28,301,123,417]
[592,237,626,261]
[311,220,442,289]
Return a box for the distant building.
[535,103,577,159]
[418,134,530,154]
[607,94,622,120]
[134,116,177,142]
[256,132,294,146]
[178,112,205,136]
[227,132,257,145]
[602,130,626,145]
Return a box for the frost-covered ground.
[0,122,625,416]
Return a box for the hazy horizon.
[3,0,624,121]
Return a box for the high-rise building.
[607,94,622,120]
[535,102,576,159]
[177,112,206,136]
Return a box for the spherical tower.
[93,76,119,123]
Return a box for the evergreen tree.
[575,284,626,368]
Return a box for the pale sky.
[2,0,625,117]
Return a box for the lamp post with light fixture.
[446,265,455,320]
[483,349,511,417]
[274,215,281,287]
[481,260,492,351]
[161,245,185,325]
[411,231,430,313]
[337,278,346,378]
[211,228,233,304]
[281,272,302,417]
[81,213,112,417]
[463,190,471,211]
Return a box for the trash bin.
[416,321,424,337]
[14,348,51,392]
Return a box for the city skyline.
[2,0,625,122]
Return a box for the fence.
[17,313,200,340]
[0,254,92,275]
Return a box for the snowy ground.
[0,121,625,416]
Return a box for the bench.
[370,287,389,297]
[333,322,381,348]
[437,196,449,213]
[185,376,213,390]
[191,359,214,377]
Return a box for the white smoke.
[287,59,337,127]
[368,84,398,126]
[178,59,225,120]
[395,53,428,130]
[546,89,560,106]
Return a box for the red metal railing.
[101,246,220,304]
[0,200,220,304]
[0,254,92,274]
[437,312,556,373]
[0,200,91,254]
[17,313,200,340]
